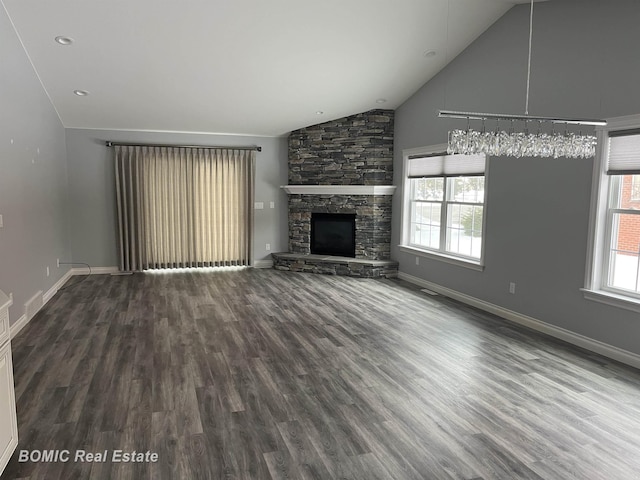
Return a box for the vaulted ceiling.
[2,0,536,136]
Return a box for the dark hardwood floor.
[3,268,640,479]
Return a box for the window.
[585,118,640,310]
[402,145,487,266]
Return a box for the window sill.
[581,288,640,314]
[398,245,484,271]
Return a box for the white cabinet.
[0,291,18,476]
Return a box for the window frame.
[400,144,488,270]
[584,114,640,313]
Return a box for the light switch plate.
[254,202,264,209]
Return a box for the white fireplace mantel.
[281,185,396,195]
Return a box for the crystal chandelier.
[443,111,604,159]
[440,0,606,159]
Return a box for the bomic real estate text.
[18,449,159,463]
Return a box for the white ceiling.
[2,0,530,137]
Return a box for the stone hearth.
[273,109,397,278]
[272,252,398,278]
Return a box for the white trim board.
[10,266,119,340]
[70,266,119,276]
[9,314,28,341]
[43,269,73,305]
[254,260,274,269]
[397,272,640,370]
[281,185,396,195]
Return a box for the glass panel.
[608,212,640,293]
[446,204,483,259]
[449,176,485,203]
[412,177,444,201]
[411,223,421,245]
[410,201,441,249]
[617,174,640,207]
[632,175,640,201]
[609,174,640,209]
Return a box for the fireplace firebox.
[310,213,356,258]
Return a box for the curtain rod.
[105,141,261,152]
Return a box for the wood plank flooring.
[3,268,640,479]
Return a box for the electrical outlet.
[509,282,516,294]
[269,201,275,209]
[265,243,271,251]
[46,266,50,277]
[415,256,419,265]
[254,202,264,209]
[0,214,3,228]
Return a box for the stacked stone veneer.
[288,109,394,185]
[286,109,394,261]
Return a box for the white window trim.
[584,113,640,312]
[400,144,489,269]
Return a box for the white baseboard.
[397,272,640,370]
[254,260,274,269]
[23,290,43,326]
[43,269,73,305]
[10,314,28,340]
[70,266,119,275]
[10,266,119,340]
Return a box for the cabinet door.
[0,341,18,476]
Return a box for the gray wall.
[65,128,288,267]
[0,6,70,327]
[393,0,640,355]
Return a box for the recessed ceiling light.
[424,50,437,58]
[73,90,89,96]
[316,111,324,115]
[55,36,73,45]
[376,98,387,104]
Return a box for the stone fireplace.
[272,109,398,278]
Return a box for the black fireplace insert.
[310,213,356,257]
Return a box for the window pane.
[615,174,640,207]
[410,201,441,249]
[446,204,483,259]
[412,177,444,201]
[449,176,485,203]
[632,176,640,201]
[608,212,640,293]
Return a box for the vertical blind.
[114,145,255,271]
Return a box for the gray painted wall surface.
[393,0,640,355]
[0,6,70,327]
[65,129,288,268]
